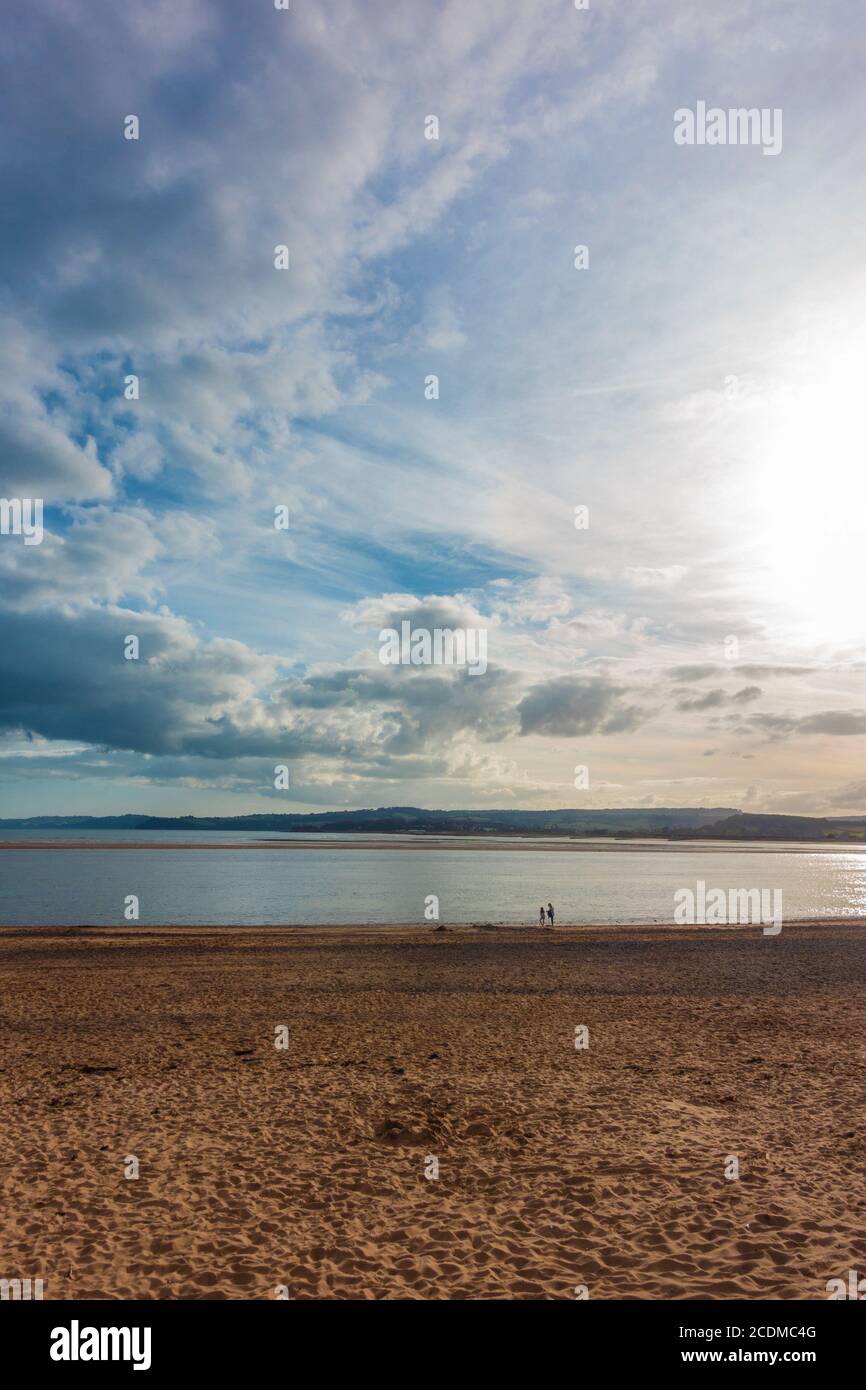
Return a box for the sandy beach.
[2,920,865,1300]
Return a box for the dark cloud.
[736,665,813,679]
[0,602,524,769]
[676,688,726,712]
[733,710,866,741]
[798,711,866,736]
[0,607,271,757]
[670,664,721,682]
[671,663,812,683]
[517,677,645,738]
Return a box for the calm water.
[1,831,866,925]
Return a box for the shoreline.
[2,916,866,937]
[2,836,866,853]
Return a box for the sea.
[1,830,865,926]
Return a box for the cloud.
[677,684,763,712]
[624,565,687,589]
[0,506,170,609]
[823,780,866,810]
[0,577,658,787]
[412,289,468,353]
[517,676,646,738]
[676,688,727,712]
[733,710,866,741]
[798,711,866,736]
[0,605,276,756]
[670,665,721,682]
[670,664,812,682]
[736,666,813,680]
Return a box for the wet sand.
[1,921,865,1299]
[1,837,863,851]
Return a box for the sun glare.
[750,332,866,644]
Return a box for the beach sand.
[1,920,865,1300]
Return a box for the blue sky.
[2,0,866,817]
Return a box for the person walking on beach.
[539,905,546,927]
[547,902,555,927]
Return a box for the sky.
[1,0,865,819]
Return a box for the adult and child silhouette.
[538,902,555,928]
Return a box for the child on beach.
[539,906,546,926]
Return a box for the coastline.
[2,916,866,936]
[3,836,866,853]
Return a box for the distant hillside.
[674,812,866,842]
[3,806,866,841]
[0,807,732,834]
